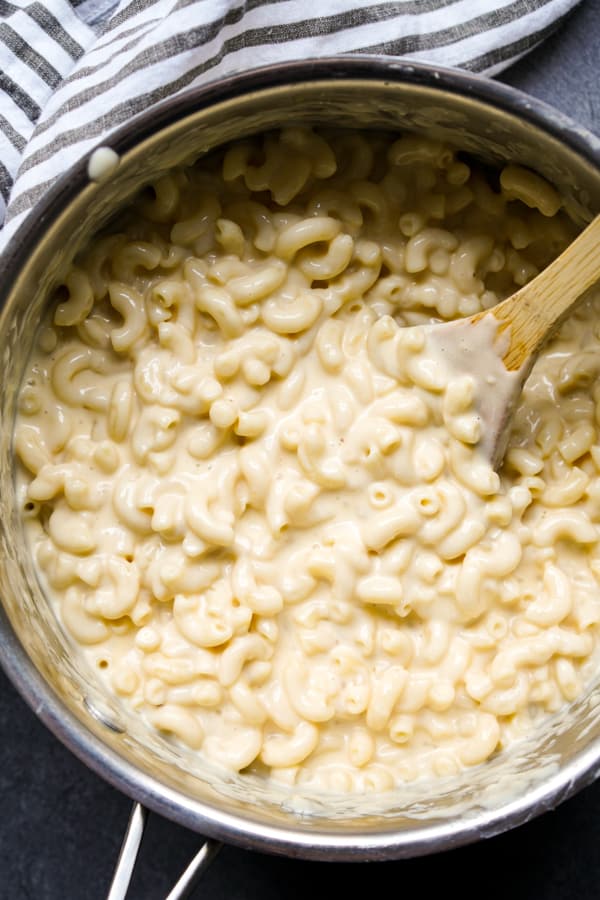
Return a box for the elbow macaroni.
[15,127,600,792]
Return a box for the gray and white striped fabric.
[0,0,583,247]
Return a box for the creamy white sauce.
[87,146,120,183]
[425,314,524,464]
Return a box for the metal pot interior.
[2,59,600,859]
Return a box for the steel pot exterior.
[2,58,600,861]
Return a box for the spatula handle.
[480,214,600,371]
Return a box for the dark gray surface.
[2,2,600,898]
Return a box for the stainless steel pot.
[2,58,600,888]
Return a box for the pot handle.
[106,802,222,900]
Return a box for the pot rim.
[2,55,600,861]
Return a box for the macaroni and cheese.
[15,128,600,791]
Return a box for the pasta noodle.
[15,127,600,792]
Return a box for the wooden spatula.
[424,214,600,468]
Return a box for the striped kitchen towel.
[0,0,584,247]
